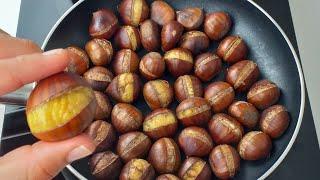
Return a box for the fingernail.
[43,49,65,56]
[67,145,94,163]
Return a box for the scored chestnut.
[164,48,194,77]
[174,75,203,102]
[194,52,222,82]
[156,174,180,180]
[217,35,248,63]
[179,31,210,55]
[112,49,140,75]
[177,7,204,30]
[89,9,119,39]
[83,66,114,91]
[143,80,174,110]
[65,46,89,75]
[204,12,232,40]
[161,21,184,52]
[151,0,175,26]
[228,101,260,129]
[93,91,112,120]
[120,159,155,180]
[140,20,160,51]
[114,25,141,51]
[178,157,212,180]
[118,0,149,27]
[139,52,165,80]
[85,38,113,66]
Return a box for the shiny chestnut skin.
[143,80,174,110]
[174,75,203,102]
[89,151,122,180]
[140,20,160,52]
[118,0,149,27]
[178,126,213,157]
[139,52,165,80]
[204,12,232,41]
[161,21,184,52]
[120,159,155,180]
[117,131,152,162]
[194,52,222,82]
[204,81,235,113]
[114,25,141,51]
[143,108,177,139]
[112,49,140,75]
[176,97,211,127]
[179,31,210,55]
[238,131,272,160]
[83,66,114,91]
[226,60,260,92]
[217,35,248,63]
[93,91,112,120]
[111,103,143,133]
[86,38,113,66]
[65,46,89,75]
[156,174,180,180]
[89,9,119,39]
[164,48,194,77]
[106,73,141,103]
[247,79,280,110]
[209,145,240,179]
[228,101,260,129]
[148,138,181,174]
[260,105,290,138]
[178,157,212,180]
[151,0,175,26]
[176,7,204,31]
[208,113,244,145]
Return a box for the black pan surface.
[43,0,303,179]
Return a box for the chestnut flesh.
[118,0,149,27]
[143,80,174,110]
[114,25,141,51]
[164,48,194,77]
[120,159,155,180]
[178,157,212,180]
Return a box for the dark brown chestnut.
[94,91,112,120]
[114,25,141,51]
[120,159,155,180]
[204,12,232,40]
[139,52,165,80]
[179,31,210,55]
[194,52,222,82]
[118,0,149,27]
[143,80,174,110]
[89,9,119,39]
[176,7,204,31]
[85,38,113,66]
[156,174,180,180]
[83,66,114,91]
[174,75,203,102]
[65,46,89,75]
[161,21,184,52]
[164,48,194,77]
[151,0,175,26]
[112,49,140,75]
[228,101,260,129]
[140,19,160,52]
[178,157,212,180]
[217,35,248,63]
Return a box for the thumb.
[0,134,96,180]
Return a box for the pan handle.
[0,83,34,106]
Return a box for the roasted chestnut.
[114,25,141,51]
[174,75,203,102]
[112,49,140,75]
[93,91,112,120]
[151,0,175,26]
[217,35,248,63]
[164,48,194,77]
[156,174,180,180]
[204,12,232,40]
[65,46,89,75]
[143,80,174,110]
[85,38,114,66]
[228,101,259,129]
[194,52,222,82]
[139,52,165,80]
[89,9,119,39]
[161,21,184,52]
[176,7,204,30]
[120,159,155,180]
[140,19,160,51]
[178,157,212,180]
[83,66,114,91]
[118,0,149,27]
[179,31,210,55]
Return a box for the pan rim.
[41,0,306,179]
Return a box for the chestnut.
[209,144,240,179]
[106,73,141,103]
[94,91,112,120]
[139,52,165,80]
[148,138,181,174]
[204,81,235,113]
[143,108,177,139]
[217,35,248,63]
[83,66,114,91]
[260,105,290,138]
[178,126,213,157]
[208,113,244,144]
[85,38,113,66]
[161,21,184,52]
[112,49,140,75]
[140,20,160,51]
[156,174,180,180]
[179,31,210,55]
[226,60,260,92]
[176,7,204,31]
[65,46,89,75]
[114,25,141,51]
[26,72,97,141]
[204,12,232,41]
[194,52,222,82]
[174,75,203,102]
[178,157,212,180]
[117,131,152,162]
[247,79,280,110]
[151,0,175,26]
[228,101,259,129]
[111,103,143,134]
[176,97,211,127]
[143,80,174,110]
[238,131,272,160]
[120,159,155,180]
[118,0,149,27]
[164,48,194,77]
[89,9,119,39]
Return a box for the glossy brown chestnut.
[204,81,235,113]
[85,38,113,66]
[161,21,184,52]
[226,60,260,92]
[204,12,232,41]
[178,126,213,157]
[118,0,149,27]
[238,131,272,160]
[194,52,222,82]
[151,0,175,26]
[179,31,210,55]
[178,157,212,180]
[93,91,112,120]
[217,35,248,63]
[83,66,114,91]
[228,101,259,129]
[209,144,240,179]
[112,49,140,75]
[120,159,155,180]
[114,25,141,51]
[247,79,280,110]
[89,9,119,39]
[164,48,194,77]
[143,80,174,110]
[111,103,143,133]
[260,105,290,138]
[174,75,203,102]
[176,7,204,31]
[156,174,180,180]
[65,46,89,75]
[140,20,160,51]
[139,52,165,80]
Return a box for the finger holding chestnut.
[65,46,89,75]
[161,21,184,52]
[228,101,259,129]
[140,19,160,51]
[118,0,149,27]
[139,52,165,80]
[217,35,248,63]
[143,80,174,110]
[194,52,222,82]
[179,31,210,55]
[120,159,155,180]
[204,11,232,41]
[94,91,112,120]
[177,7,204,31]
[85,38,113,66]
[89,9,119,39]
[112,49,140,75]
[164,48,194,77]
[151,0,175,26]
[178,157,212,180]
[114,25,141,51]
[83,66,114,91]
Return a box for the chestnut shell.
[89,9,119,39]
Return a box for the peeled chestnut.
[85,38,113,66]
[260,105,290,138]
[176,7,204,30]
[194,52,222,82]
[151,0,175,26]
[228,101,259,129]
[179,31,210,55]
[118,0,149,27]
[204,12,232,40]
[112,49,140,75]
[247,79,280,110]
[114,25,141,51]
[143,108,177,139]
[94,91,112,120]
[143,80,174,110]
[217,35,248,63]
[83,66,114,91]
[174,75,203,102]
[26,72,97,141]
[226,60,260,92]
[65,46,89,75]
[111,103,143,133]
[209,145,240,179]
[140,20,160,51]
[156,174,180,180]
[161,21,184,52]
[238,131,272,160]
[139,52,165,80]
[120,159,155,180]
[178,157,212,180]
[164,48,194,77]
[89,9,119,39]
[204,81,235,113]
